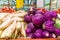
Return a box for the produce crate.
[0,38,59,40]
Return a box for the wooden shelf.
[0,38,59,40]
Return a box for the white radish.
[12,17,24,22]
[14,13,27,17]
[0,19,13,30]
[21,22,26,38]
[0,21,2,24]
[2,14,14,21]
[16,22,21,29]
[0,30,3,37]
[14,22,22,39]
[1,21,16,38]
[0,13,9,20]
[24,22,27,30]
[16,10,26,13]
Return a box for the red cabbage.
[34,29,42,38]
[26,28,32,34]
[32,14,45,25]
[27,33,35,38]
[43,21,55,32]
[55,28,60,36]
[43,21,55,26]
[44,11,57,21]
[50,11,57,18]
[27,22,36,31]
[42,31,50,38]
[27,22,35,29]
[24,14,32,23]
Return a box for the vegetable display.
[0,10,27,39]
[0,7,60,39]
[25,8,60,38]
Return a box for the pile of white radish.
[0,10,27,39]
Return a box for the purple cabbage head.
[27,22,36,31]
[55,28,60,36]
[44,11,57,21]
[26,27,32,34]
[27,22,35,28]
[43,21,55,26]
[43,21,55,32]
[42,31,50,38]
[50,11,57,18]
[34,29,42,38]
[24,14,32,23]
[27,33,35,38]
[32,14,45,26]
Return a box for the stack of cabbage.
[24,7,60,38]
[0,10,27,39]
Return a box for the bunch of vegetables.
[24,7,60,38]
[0,10,27,39]
[0,6,15,13]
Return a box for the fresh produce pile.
[25,7,60,38]
[0,6,15,13]
[0,10,27,39]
